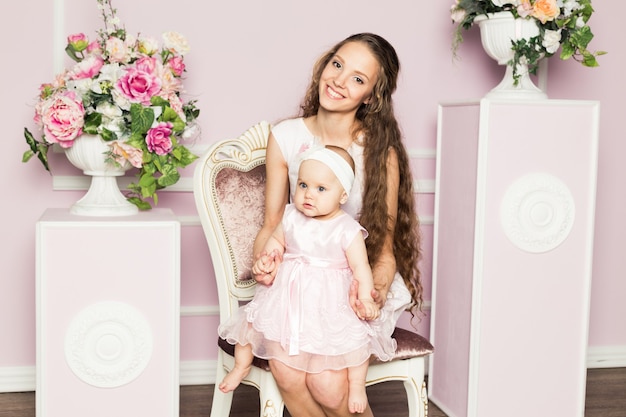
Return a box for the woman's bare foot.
[348,381,368,413]
[218,364,251,393]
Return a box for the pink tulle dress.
[218,204,397,373]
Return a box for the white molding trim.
[587,346,626,369]
[1,344,622,392]
[179,360,218,385]
[0,367,36,393]
[51,146,437,195]
[180,305,220,317]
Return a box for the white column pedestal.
[429,99,599,417]
[36,208,180,417]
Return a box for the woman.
[253,33,424,416]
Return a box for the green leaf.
[99,128,117,142]
[22,150,35,163]
[570,26,594,50]
[64,44,81,62]
[24,128,39,153]
[138,172,157,197]
[23,128,50,171]
[130,104,154,135]
[127,197,153,211]
[560,42,575,61]
[156,164,180,188]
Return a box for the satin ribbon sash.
[280,254,349,355]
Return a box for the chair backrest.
[193,122,271,323]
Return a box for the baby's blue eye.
[317,186,326,192]
[299,182,307,189]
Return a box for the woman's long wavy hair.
[299,33,424,317]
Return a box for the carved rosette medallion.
[64,301,153,388]
[500,173,575,253]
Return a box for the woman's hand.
[349,280,386,319]
[355,298,380,321]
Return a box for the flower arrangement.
[22,0,200,210]
[450,0,605,84]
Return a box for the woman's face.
[318,41,380,115]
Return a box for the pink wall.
[2,0,624,373]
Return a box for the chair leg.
[403,358,428,417]
[258,372,285,417]
[210,352,234,417]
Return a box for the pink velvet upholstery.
[214,165,266,283]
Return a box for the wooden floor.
[1,368,624,416]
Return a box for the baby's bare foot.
[348,381,368,413]
[218,365,251,393]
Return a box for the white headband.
[301,146,355,196]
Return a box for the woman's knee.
[269,360,306,392]
[306,370,348,410]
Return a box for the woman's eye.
[332,60,342,69]
[354,76,364,84]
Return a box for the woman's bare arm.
[253,133,290,284]
[350,148,399,311]
[371,147,399,305]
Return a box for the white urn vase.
[474,12,547,100]
[64,134,138,216]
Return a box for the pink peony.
[38,91,85,148]
[105,36,132,63]
[116,57,162,105]
[86,40,101,55]
[110,141,144,168]
[145,122,173,155]
[69,55,104,80]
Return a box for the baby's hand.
[356,298,380,321]
[252,250,277,286]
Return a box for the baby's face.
[293,159,347,220]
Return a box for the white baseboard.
[2,348,624,393]
[0,367,35,393]
[586,345,626,368]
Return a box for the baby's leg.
[347,361,369,413]
[219,343,253,393]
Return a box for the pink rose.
[145,122,173,155]
[116,57,162,105]
[67,33,89,52]
[38,91,85,148]
[69,55,104,80]
[167,56,186,77]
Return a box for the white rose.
[162,31,190,55]
[542,29,562,54]
[138,36,159,55]
[95,101,123,118]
